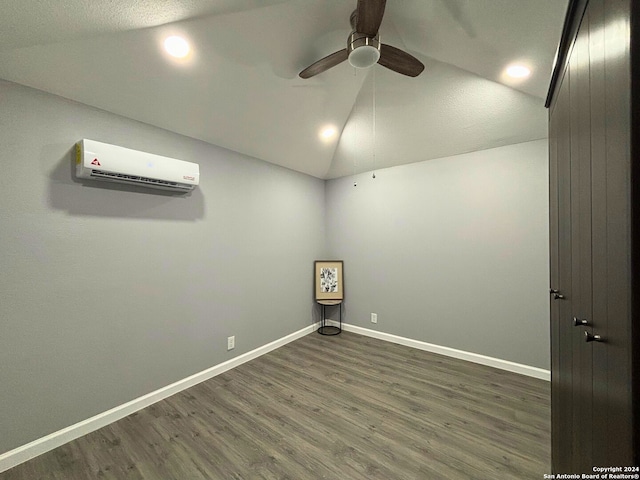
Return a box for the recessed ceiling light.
[164,36,190,58]
[506,65,531,79]
[320,126,337,139]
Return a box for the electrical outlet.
[227,336,235,350]
[371,313,378,324]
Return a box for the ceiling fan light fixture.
[348,32,381,69]
[349,46,381,68]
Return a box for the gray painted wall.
[325,140,550,369]
[0,80,325,454]
[0,79,550,457]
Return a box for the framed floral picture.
[314,260,344,301]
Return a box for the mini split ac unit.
[76,139,200,192]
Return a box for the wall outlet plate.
[371,313,378,324]
[227,336,235,350]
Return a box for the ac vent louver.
[90,170,192,191]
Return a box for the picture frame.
[314,260,344,301]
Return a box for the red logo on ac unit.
[91,158,101,166]
[183,175,195,181]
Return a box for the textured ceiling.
[0,0,568,179]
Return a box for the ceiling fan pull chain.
[372,66,376,179]
[353,74,358,187]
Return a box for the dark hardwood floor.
[1,331,550,479]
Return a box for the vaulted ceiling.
[0,0,568,179]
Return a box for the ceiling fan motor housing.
[348,31,381,68]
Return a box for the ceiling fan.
[299,0,424,79]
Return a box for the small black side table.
[317,300,342,335]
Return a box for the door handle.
[550,288,565,299]
[573,317,588,326]
[584,331,604,343]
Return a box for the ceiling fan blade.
[378,44,424,77]
[356,0,387,36]
[299,49,348,79]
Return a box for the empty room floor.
[0,331,550,479]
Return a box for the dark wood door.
[591,0,635,465]
[548,0,638,471]
[550,73,575,473]
[548,68,561,474]
[568,14,593,472]
[587,0,617,466]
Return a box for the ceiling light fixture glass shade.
[348,32,381,69]
[349,46,380,68]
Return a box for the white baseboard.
[0,323,320,474]
[327,321,550,381]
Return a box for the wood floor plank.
[0,331,550,479]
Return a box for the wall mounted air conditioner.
[76,139,199,192]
